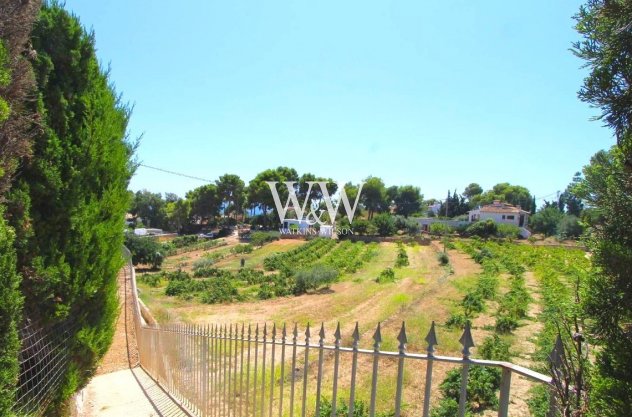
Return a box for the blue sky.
[65,0,612,202]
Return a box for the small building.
[468,200,530,228]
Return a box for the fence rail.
[125,249,561,417]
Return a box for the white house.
[468,200,530,228]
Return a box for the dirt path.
[77,264,189,417]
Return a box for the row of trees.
[132,174,543,232]
[1,2,133,414]
[129,171,427,230]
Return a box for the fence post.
[423,322,438,417]
[348,323,360,417]
[458,323,475,417]
[369,323,382,417]
[394,322,407,417]
[498,367,512,417]
[331,323,342,417]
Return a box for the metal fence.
[14,317,79,416]
[126,253,561,417]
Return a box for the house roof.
[470,200,529,214]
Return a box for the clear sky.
[65,0,613,202]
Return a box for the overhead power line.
[138,163,214,183]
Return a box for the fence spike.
[334,322,342,346]
[459,322,475,358]
[373,322,382,348]
[282,322,287,339]
[241,322,245,338]
[263,322,268,338]
[255,323,259,339]
[397,321,408,353]
[293,322,298,339]
[352,322,360,347]
[319,322,326,344]
[248,323,252,339]
[272,322,277,339]
[229,323,233,338]
[305,322,311,339]
[425,321,438,355]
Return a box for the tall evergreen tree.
[574,1,632,414]
[8,3,134,408]
[0,1,39,414]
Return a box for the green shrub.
[140,274,161,287]
[375,267,396,283]
[429,222,454,235]
[171,234,200,248]
[293,264,339,294]
[476,275,498,299]
[236,268,265,284]
[445,313,469,328]
[430,398,464,417]
[496,223,521,239]
[372,213,396,236]
[557,215,583,239]
[461,291,485,316]
[250,231,278,247]
[257,282,274,300]
[394,243,409,267]
[438,366,501,412]
[479,334,511,361]
[125,233,164,268]
[200,277,240,304]
[232,244,253,254]
[494,314,519,333]
[192,257,217,271]
[437,251,450,266]
[466,219,497,238]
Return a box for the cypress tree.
[0,0,39,414]
[9,2,134,408]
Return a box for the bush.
[352,218,371,235]
[437,251,450,266]
[479,334,511,361]
[461,291,485,316]
[429,222,453,235]
[445,313,469,328]
[200,277,240,304]
[557,215,583,239]
[140,274,161,287]
[192,257,217,271]
[375,267,396,283]
[232,244,254,254]
[372,213,396,236]
[466,219,497,238]
[293,264,339,294]
[496,223,521,239]
[529,207,563,236]
[250,231,278,247]
[439,367,501,412]
[395,243,409,267]
[171,234,200,248]
[476,275,498,299]
[495,314,519,333]
[125,233,164,268]
[236,268,265,284]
